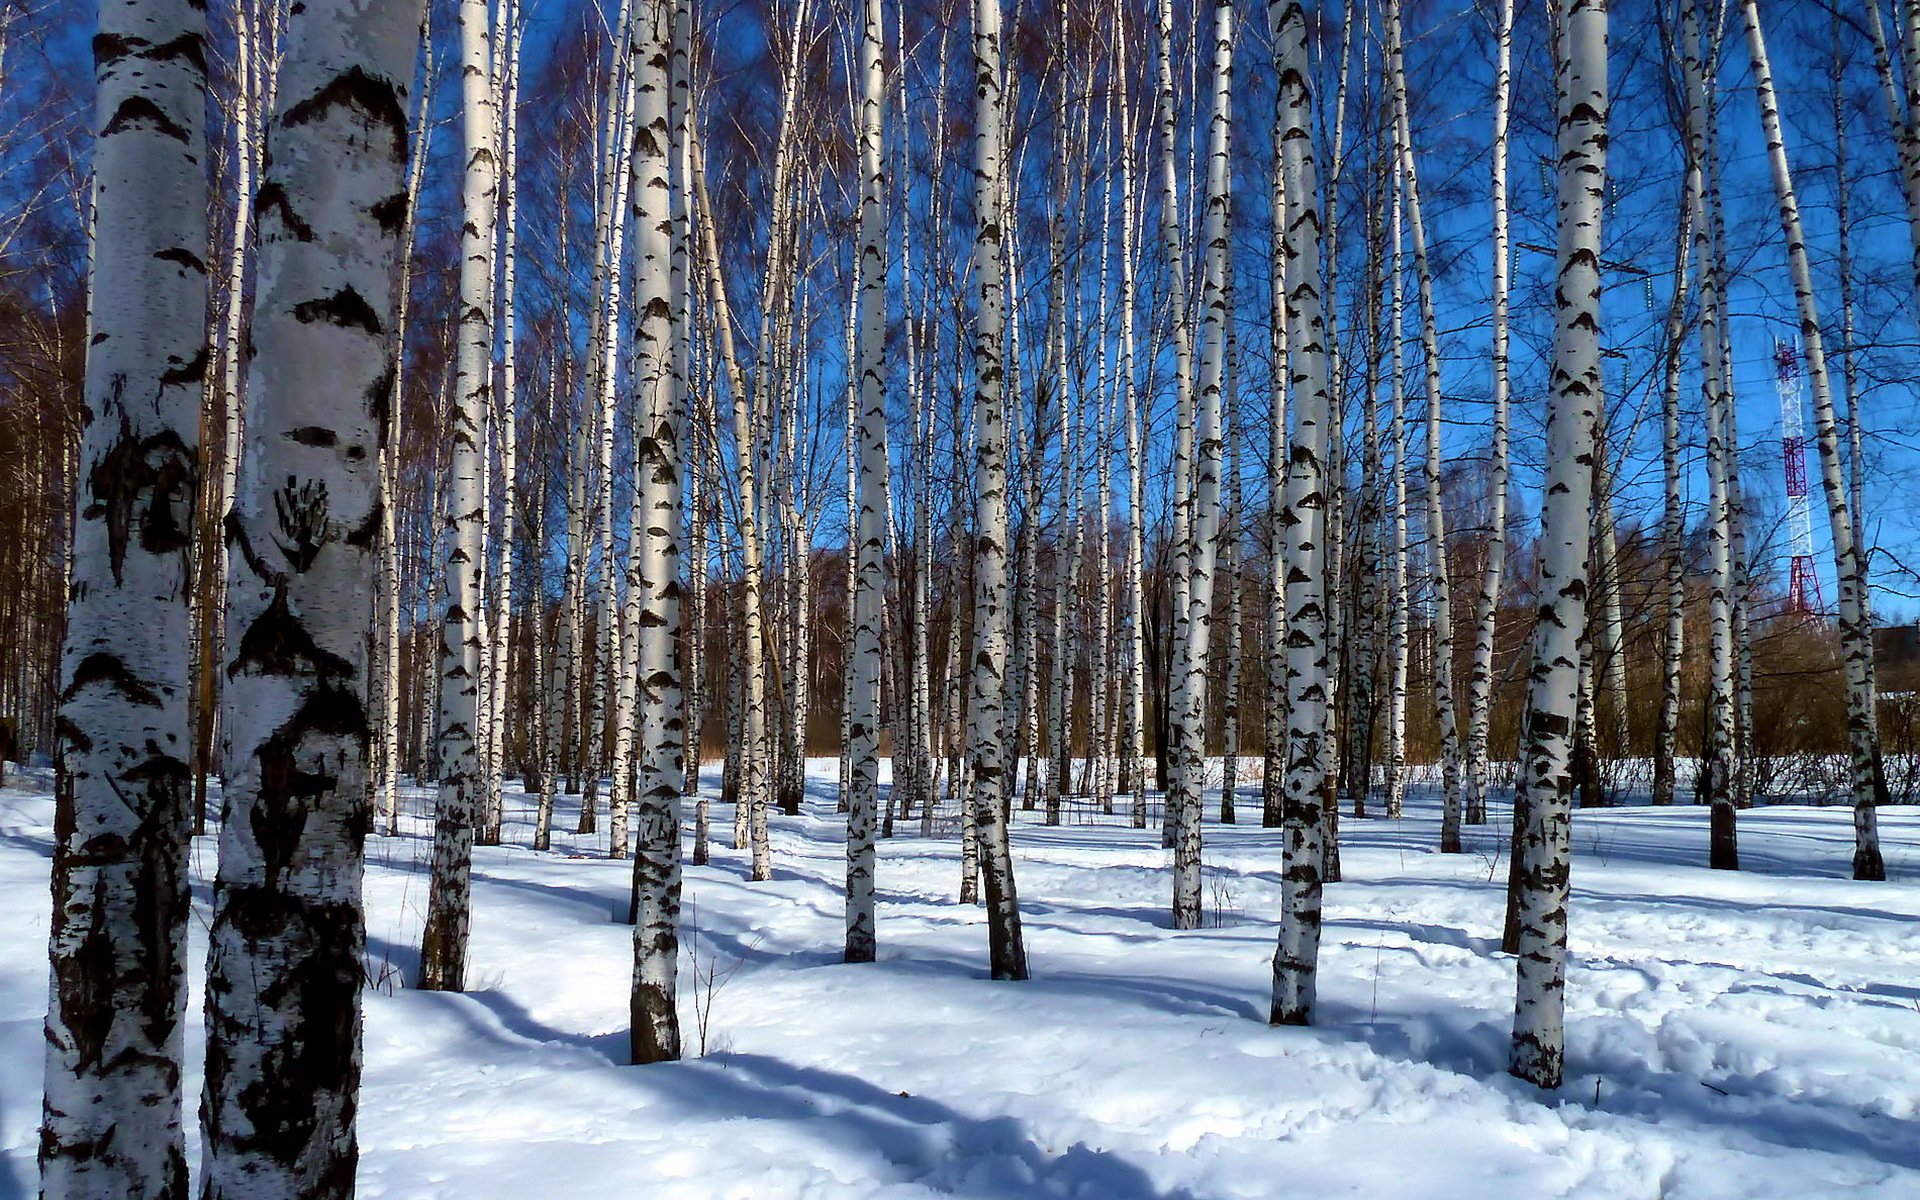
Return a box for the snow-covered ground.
[4,760,1919,1198]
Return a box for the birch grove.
[15,0,1920,1174]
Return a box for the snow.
[4,759,1920,1198]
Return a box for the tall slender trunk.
[1510,0,1606,1091]
[420,0,499,993]
[379,36,433,837]
[1116,7,1147,821]
[482,0,522,847]
[694,137,772,880]
[1386,0,1461,851]
[1463,0,1512,828]
[1170,0,1234,929]
[1155,0,1196,818]
[1269,0,1332,1027]
[191,0,262,833]
[1653,197,1691,809]
[627,0,686,1062]
[967,0,1027,979]
[1262,77,1289,832]
[41,0,207,1180]
[1739,0,1883,880]
[1383,141,1409,823]
[845,0,888,963]
[1866,0,1920,305]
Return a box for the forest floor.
[3,760,1919,1198]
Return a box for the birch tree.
[1386,0,1462,852]
[200,0,417,1188]
[967,0,1027,980]
[846,0,888,964]
[482,0,523,847]
[1170,0,1234,930]
[420,0,499,992]
[628,0,684,1063]
[1462,0,1512,828]
[1269,0,1332,1028]
[41,0,206,1183]
[1738,0,1885,883]
[1683,0,1735,867]
[1510,0,1606,1091]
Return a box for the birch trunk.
[628,0,685,1061]
[1262,86,1288,831]
[42,0,206,1179]
[1384,144,1410,824]
[1386,0,1462,852]
[420,0,498,993]
[1653,197,1691,810]
[968,0,1027,978]
[200,0,416,1188]
[694,140,773,879]
[1463,0,1512,828]
[1510,0,1605,1091]
[1116,7,1147,821]
[1155,0,1196,819]
[1739,0,1884,881]
[1170,0,1234,929]
[845,0,887,963]
[1269,0,1332,1026]
[482,0,522,846]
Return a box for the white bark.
[377,36,433,837]
[967,0,1027,979]
[200,2,416,1191]
[1384,144,1410,823]
[1739,0,1884,881]
[1262,82,1288,831]
[846,0,887,963]
[482,0,522,846]
[627,0,684,1062]
[692,137,772,880]
[420,0,498,993]
[1386,0,1462,852]
[1269,0,1332,1027]
[42,0,207,1181]
[1170,0,1234,930]
[1463,0,1512,828]
[1653,198,1690,810]
[1510,0,1605,1091]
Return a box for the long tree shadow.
[410,987,1200,1198]
[1317,992,1920,1174]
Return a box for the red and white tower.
[1774,338,1822,614]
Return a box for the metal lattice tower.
[1773,338,1822,614]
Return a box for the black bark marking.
[272,476,332,571]
[101,96,190,143]
[344,500,381,548]
[154,246,208,274]
[256,182,317,242]
[292,288,383,334]
[228,587,354,682]
[160,344,209,388]
[81,408,196,584]
[147,32,207,73]
[65,653,162,707]
[122,753,188,1045]
[283,66,408,156]
[370,192,406,234]
[92,32,136,67]
[286,426,338,447]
